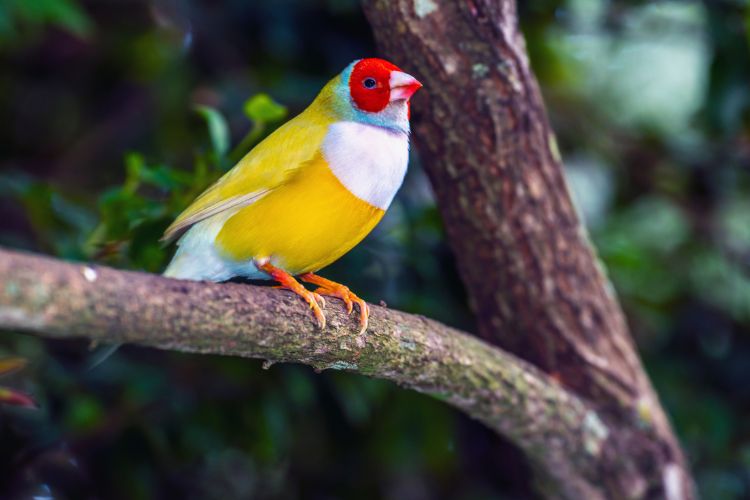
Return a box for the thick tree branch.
[362,1,694,498]
[1,247,609,498]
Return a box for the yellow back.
[163,83,339,243]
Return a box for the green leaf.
[15,0,93,39]
[243,93,287,123]
[228,94,288,164]
[41,0,93,38]
[194,105,230,160]
[65,394,104,430]
[124,152,145,193]
[140,165,193,190]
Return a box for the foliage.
[1,0,749,499]
[0,94,286,273]
[0,0,93,43]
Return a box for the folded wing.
[162,109,330,244]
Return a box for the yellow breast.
[214,154,384,275]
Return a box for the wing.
[162,107,331,244]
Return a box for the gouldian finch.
[162,58,422,333]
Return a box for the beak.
[389,71,422,102]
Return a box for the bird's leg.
[299,273,369,334]
[256,260,326,329]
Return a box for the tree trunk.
[362,1,693,498]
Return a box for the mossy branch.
[1,247,609,498]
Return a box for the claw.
[356,299,369,335]
[257,261,327,330]
[300,273,370,334]
[319,287,352,314]
[306,292,326,329]
[313,292,326,308]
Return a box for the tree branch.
[361,1,694,497]
[0,247,609,498]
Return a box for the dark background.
[0,1,749,498]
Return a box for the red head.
[348,58,422,113]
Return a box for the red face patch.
[349,58,401,113]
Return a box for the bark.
[361,0,693,498]
[2,248,606,498]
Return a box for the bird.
[162,58,422,334]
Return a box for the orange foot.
[256,260,326,329]
[299,273,369,334]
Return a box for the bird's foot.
[299,273,369,334]
[257,261,326,329]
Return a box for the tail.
[162,247,236,282]
[161,213,241,282]
[162,252,200,279]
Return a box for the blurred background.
[0,0,748,498]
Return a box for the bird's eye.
[363,77,377,89]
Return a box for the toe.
[357,307,369,335]
[342,294,354,314]
[311,301,327,329]
[353,297,369,334]
[316,311,327,329]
